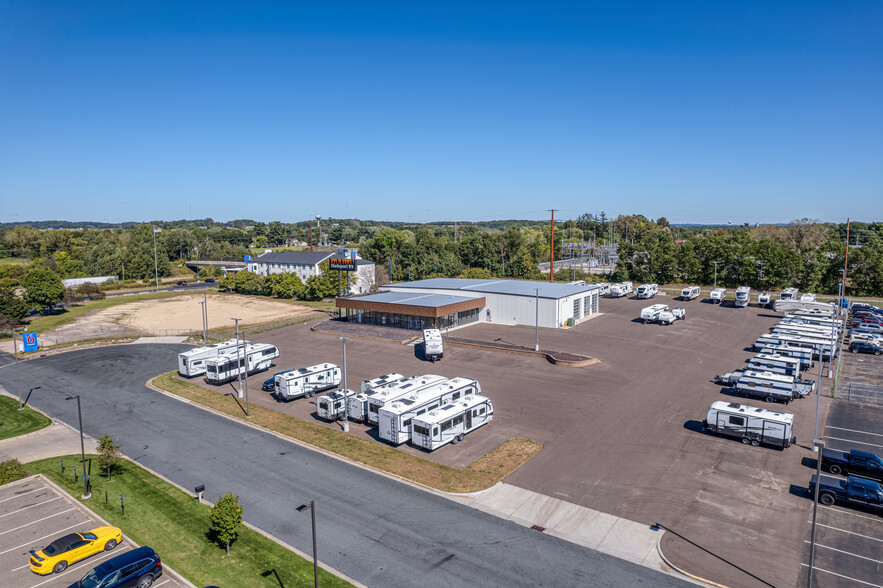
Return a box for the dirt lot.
[181,293,840,588]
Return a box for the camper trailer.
[364,375,448,425]
[783,314,841,330]
[747,353,802,378]
[347,373,408,421]
[316,389,358,421]
[410,395,494,451]
[204,343,279,385]
[274,363,341,400]
[681,286,701,301]
[423,329,444,362]
[595,282,612,295]
[754,333,837,361]
[732,370,815,403]
[779,287,799,301]
[360,373,406,395]
[735,286,751,308]
[378,377,481,445]
[757,292,772,307]
[703,401,795,448]
[772,323,836,339]
[640,304,669,324]
[755,343,815,369]
[709,288,727,304]
[659,308,686,325]
[636,284,659,299]
[178,338,250,377]
[800,293,817,302]
[609,282,633,297]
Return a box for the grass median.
[0,395,52,440]
[25,455,351,588]
[152,372,542,493]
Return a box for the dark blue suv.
[69,546,162,588]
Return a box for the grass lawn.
[152,372,542,493]
[25,455,352,588]
[0,395,52,440]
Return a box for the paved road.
[0,345,688,588]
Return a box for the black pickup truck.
[809,475,883,513]
[821,448,883,482]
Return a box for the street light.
[534,288,540,352]
[296,501,319,588]
[65,395,91,499]
[713,261,721,288]
[20,386,41,410]
[231,318,248,417]
[338,336,351,432]
[198,300,207,346]
[807,438,825,588]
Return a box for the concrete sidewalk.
[0,419,92,463]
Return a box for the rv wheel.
[750,439,759,447]
[451,435,459,444]
[458,433,465,442]
[305,391,313,398]
[741,437,751,445]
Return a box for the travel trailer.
[423,329,444,362]
[363,375,448,425]
[346,373,407,421]
[772,323,836,339]
[635,284,659,299]
[378,377,481,445]
[680,286,701,301]
[360,373,406,395]
[732,370,815,403]
[204,343,279,385]
[178,338,250,377]
[755,343,815,369]
[410,395,494,451]
[735,286,751,308]
[754,333,837,361]
[658,308,686,325]
[800,293,817,302]
[747,353,802,378]
[710,288,727,304]
[779,287,799,301]
[316,389,358,421]
[703,401,795,448]
[609,282,633,297]
[274,363,341,400]
[595,282,611,295]
[757,292,772,307]
[640,304,669,324]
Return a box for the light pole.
[713,261,720,288]
[338,336,351,432]
[199,300,207,345]
[231,318,245,413]
[65,395,91,499]
[534,287,540,352]
[808,438,825,588]
[296,501,319,588]
[812,337,824,446]
[152,227,159,290]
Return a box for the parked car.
[29,526,122,575]
[176,280,187,286]
[263,369,294,391]
[821,448,883,482]
[852,303,883,315]
[204,278,215,283]
[853,323,883,335]
[70,546,162,588]
[849,340,883,355]
[851,332,883,345]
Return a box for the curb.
[444,339,598,367]
[654,529,728,588]
[310,325,420,345]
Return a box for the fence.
[835,381,883,406]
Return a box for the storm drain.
[530,525,546,532]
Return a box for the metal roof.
[350,291,479,308]
[254,251,333,265]
[386,278,601,299]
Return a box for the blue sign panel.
[350,251,356,259]
[244,255,252,262]
[22,332,38,352]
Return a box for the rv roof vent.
[298,368,309,373]
[754,408,763,412]
[727,402,741,409]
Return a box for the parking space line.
[826,425,883,437]
[0,497,61,518]
[819,504,883,522]
[0,487,43,503]
[808,521,883,543]
[12,562,30,571]
[823,435,883,448]
[0,521,91,555]
[26,545,130,588]
[0,509,75,536]
[803,540,883,565]
[154,579,171,587]
[800,563,883,588]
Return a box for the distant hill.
[0,220,140,230]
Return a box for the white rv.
[360,373,405,395]
[800,293,817,302]
[782,314,840,330]
[178,338,250,377]
[747,354,802,378]
[680,286,701,301]
[772,323,836,339]
[635,284,659,299]
[703,401,795,448]
[410,395,494,451]
[204,343,279,385]
[754,333,837,360]
[779,287,799,301]
[734,286,751,308]
[274,363,341,400]
[609,282,633,297]
[316,389,358,421]
[709,288,727,304]
[595,282,612,295]
[640,304,669,324]
[364,374,448,425]
[347,373,408,421]
[659,308,686,325]
[423,329,444,362]
[732,370,815,403]
[378,377,481,445]
[757,292,772,307]
[755,343,815,369]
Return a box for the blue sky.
[1,1,881,225]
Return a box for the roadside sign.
[329,258,356,271]
[244,255,252,262]
[22,332,38,352]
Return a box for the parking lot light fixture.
[65,394,91,499]
[19,385,41,410]
[338,336,351,432]
[534,288,540,352]
[808,438,825,588]
[297,501,318,588]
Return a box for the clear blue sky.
[1,1,881,225]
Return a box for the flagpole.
[153,228,159,290]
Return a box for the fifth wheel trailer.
[703,401,795,448]
[410,394,494,451]
[378,377,481,445]
[363,374,448,425]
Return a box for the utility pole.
[153,227,160,289]
[549,209,558,282]
[309,221,313,252]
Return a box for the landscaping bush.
[0,458,28,485]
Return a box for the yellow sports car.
[29,526,123,575]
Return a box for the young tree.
[210,493,244,555]
[96,434,122,482]
[21,268,65,311]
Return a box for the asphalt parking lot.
[177,292,840,587]
[835,342,883,404]
[798,400,883,588]
[0,476,187,588]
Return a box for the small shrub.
[0,458,28,485]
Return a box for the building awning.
[336,291,485,318]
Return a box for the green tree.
[304,262,340,300]
[0,287,28,321]
[21,268,65,311]
[457,267,495,279]
[96,434,122,481]
[0,458,28,485]
[210,493,244,555]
